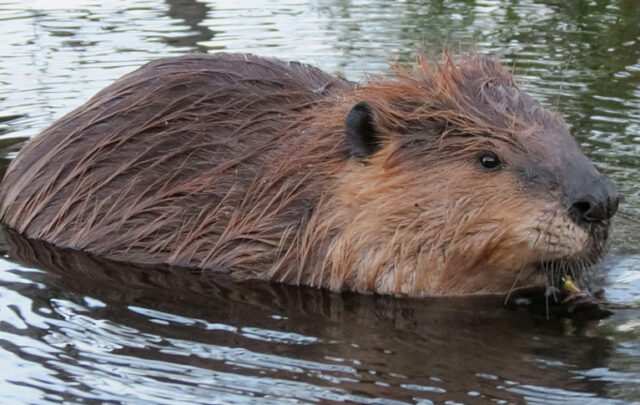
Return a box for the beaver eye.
[479,153,501,170]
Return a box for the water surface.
[0,0,639,404]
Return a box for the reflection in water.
[0,229,629,404]
[165,0,215,50]
[0,0,638,403]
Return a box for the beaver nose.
[568,178,619,224]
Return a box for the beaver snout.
[568,176,619,225]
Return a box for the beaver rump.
[0,52,618,295]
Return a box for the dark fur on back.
[0,54,353,273]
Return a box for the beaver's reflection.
[2,227,613,404]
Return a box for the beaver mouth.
[533,247,606,290]
[533,259,592,286]
[510,257,612,319]
[530,221,610,289]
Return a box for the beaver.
[0,52,619,295]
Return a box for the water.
[0,0,639,403]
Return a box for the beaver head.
[324,54,618,295]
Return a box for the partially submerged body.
[0,53,619,295]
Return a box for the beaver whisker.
[505,257,536,304]
[504,212,553,302]
[539,213,560,299]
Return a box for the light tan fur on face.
[292,142,590,295]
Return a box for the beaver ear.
[345,101,381,158]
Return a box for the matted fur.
[0,52,613,295]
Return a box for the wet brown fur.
[0,53,599,295]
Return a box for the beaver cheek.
[482,239,537,274]
[474,239,545,291]
[440,250,539,293]
[488,200,592,268]
[466,201,551,269]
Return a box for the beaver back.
[0,54,353,268]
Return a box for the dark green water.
[0,1,638,404]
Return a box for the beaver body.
[0,53,619,295]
